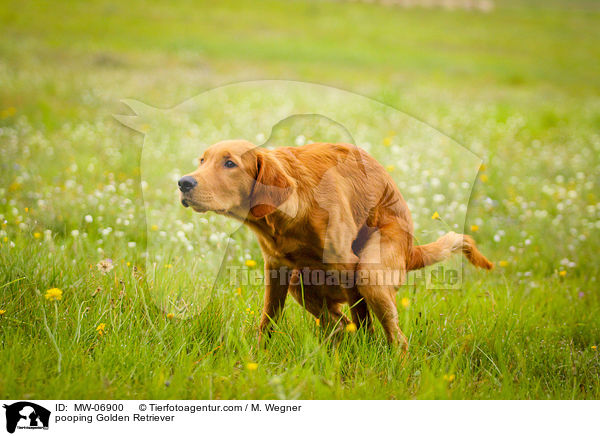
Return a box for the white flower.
[97,258,114,274]
[85,215,93,223]
[128,242,136,248]
[71,230,80,237]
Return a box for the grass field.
[1,0,599,399]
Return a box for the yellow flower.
[383,137,392,146]
[385,165,395,172]
[591,345,597,350]
[345,322,357,333]
[0,107,16,119]
[0,309,6,315]
[165,264,173,269]
[151,224,159,231]
[246,362,258,371]
[479,163,487,172]
[431,211,440,220]
[96,323,107,336]
[245,259,257,267]
[401,297,410,308]
[166,313,175,320]
[479,174,488,183]
[315,318,320,327]
[559,270,567,277]
[33,232,41,239]
[236,287,242,296]
[470,225,479,232]
[44,288,63,301]
[443,374,456,382]
[499,260,509,267]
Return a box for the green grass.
[1,0,599,399]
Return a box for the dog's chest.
[262,231,324,267]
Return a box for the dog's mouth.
[180,193,227,214]
[180,197,210,213]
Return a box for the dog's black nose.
[178,176,198,193]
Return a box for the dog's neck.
[220,188,300,226]
[273,189,299,218]
[240,190,301,239]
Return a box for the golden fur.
[180,140,492,350]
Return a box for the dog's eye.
[224,160,237,168]
[200,158,204,165]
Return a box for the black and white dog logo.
[3,402,50,433]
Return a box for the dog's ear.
[250,150,293,218]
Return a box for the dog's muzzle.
[178,176,197,193]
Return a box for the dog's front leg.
[258,261,289,346]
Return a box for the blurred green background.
[1,0,599,399]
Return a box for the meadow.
[1,0,599,399]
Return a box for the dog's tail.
[407,231,493,271]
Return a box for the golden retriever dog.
[179,140,492,350]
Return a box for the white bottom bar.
[1,400,597,435]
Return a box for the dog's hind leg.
[355,223,408,351]
[344,286,372,331]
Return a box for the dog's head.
[178,140,294,219]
